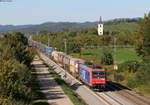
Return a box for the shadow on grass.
[31,69,49,105]
[81,52,93,55]
[96,81,131,92]
[33,102,49,105]
[34,64,46,68]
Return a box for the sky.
[0,0,149,25]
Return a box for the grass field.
[104,22,139,35]
[71,48,141,65]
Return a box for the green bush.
[101,51,114,65]
[114,74,124,82]
[135,63,150,85]
[118,60,140,73]
[127,77,138,88]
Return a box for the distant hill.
[0,18,141,34]
[0,22,97,34]
[0,25,33,33]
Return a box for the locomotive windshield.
[92,71,105,78]
[84,62,103,69]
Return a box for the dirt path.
[32,56,74,105]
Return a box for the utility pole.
[48,34,50,47]
[64,38,67,54]
[36,31,40,43]
[64,37,67,78]
[29,35,32,40]
[114,36,117,67]
[113,36,118,81]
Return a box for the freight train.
[28,40,106,88]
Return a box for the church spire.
[99,16,103,24]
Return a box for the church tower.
[98,16,103,35]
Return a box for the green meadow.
[80,48,141,64]
[104,22,139,35]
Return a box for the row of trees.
[32,31,134,54]
[0,32,35,105]
[105,18,141,25]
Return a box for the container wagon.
[28,39,107,89]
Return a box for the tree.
[68,39,82,54]
[0,32,35,104]
[135,13,150,63]
[4,32,35,66]
[101,51,114,65]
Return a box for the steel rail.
[107,82,150,105]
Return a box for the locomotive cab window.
[92,71,105,78]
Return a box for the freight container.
[45,47,54,57]
[69,58,84,77]
[63,55,72,71]
[57,52,66,67]
[51,51,59,62]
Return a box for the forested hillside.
[0,32,35,105]
[0,22,86,33]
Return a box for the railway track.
[40,51,126,105]
[95,92,124,105]
[39,51,150,105]
[107,81,150,105]
[40,52,107,105]
[43,53,124,105]
[92,84,132,105]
